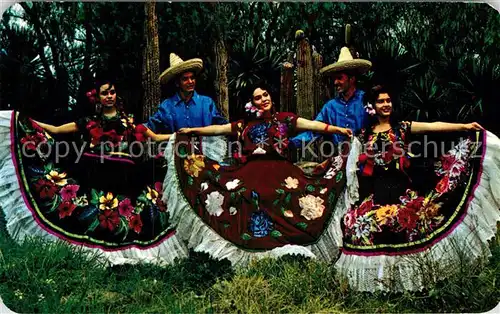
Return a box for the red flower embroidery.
[134,124,148,142]
[89,127,104,145]
[129,214,143,234]
[358,198,374,215]
[57,201,77,219]
[28,119,44,133]
[435,176,450,194]
[397,207,419,230]
[441,155,457,172]
[20,133,46,151]
[60,184,80,201]
[86,121,98,130]
[98,210,120,231]
[118,198,134,217]
[405,197,424,212]
[34,179,58,199]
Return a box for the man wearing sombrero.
[144,53,226,134]
[292,46,371,148]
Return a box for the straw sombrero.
[320,47,371,76]
[159,53,203,84]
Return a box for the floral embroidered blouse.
[76,112,149,157]
[230,111,298,162]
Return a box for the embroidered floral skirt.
[0,112,185,264]
[173,134,347,251]
[336,131,500,291]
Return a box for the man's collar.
[336,89,363,103]
[174,91,198,106]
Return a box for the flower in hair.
[245,102,264,118]
[365,102,376,116]
[86,89,97,104]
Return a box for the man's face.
[177,72,196,93]
[332,72,354,95]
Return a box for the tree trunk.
[296,38,314,120]
[312,51,324,116]
[142,1,161,122]
[213,36,229,120]
[78,2,93,115]
[280,53,294,113]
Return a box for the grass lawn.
[0,206,499,314]
[0,234,499,313]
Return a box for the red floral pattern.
[343,124,477,249]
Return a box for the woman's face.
[99,84,117,108]
[375,92,392,118]
[252,88,272,111]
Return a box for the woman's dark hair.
[241,81,273,105]
[363,84,400,139]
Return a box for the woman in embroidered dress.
[336,85,500,292]
[161,82,352,265]
[0,80,187,265]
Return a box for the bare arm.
[144,128,171,142]
[296,117,352,138]
[178,123,233,136]
[410,121,483,134]
[34,121,79,134]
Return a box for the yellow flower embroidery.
[183,154,205,177]
[99,192,118,210]
[375,205,398,225]
[146,186,159,204]
[45,170,68,186]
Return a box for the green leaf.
[328,192,337,206]
[47,195,60,213]
[87,219,100,233]
[241,233,252,241]
[159,212,167,227]
[137,194,149,204]
[296,222,308,230]
[43,163,54,173]
[178,145,187,157]
[276,189,285,194]
[284,193,292,204]
[272,199,280,207]
[119,218,128,240]
[230,192,236,200]
[187,176,194,186]
[270,230,282,238]
[223,223,230,229]
[335,172,343,183]
[306,185,315,192]
[90,189,100,205]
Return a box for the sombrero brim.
[159,59,203,84]
[320,59,372,76]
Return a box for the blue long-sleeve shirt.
[291,89,368,147]
[144,91,227,133]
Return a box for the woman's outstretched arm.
[296,118,353,138]
[178,123,233,136]
[144,128,171,142]
[33,121,79,134]
[410,121,483,134]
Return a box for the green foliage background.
[0,2,499,130]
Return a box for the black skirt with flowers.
[9,112,175,249]
[341,123,485,254]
